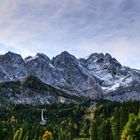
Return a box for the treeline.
[91,100,140,140]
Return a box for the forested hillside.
[0,103,87,140]
[92,100,140,140]
[0,100,140,140]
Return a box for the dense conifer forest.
[92,100,140,140]
[0,100,140,140]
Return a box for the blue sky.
[0,0,140,69]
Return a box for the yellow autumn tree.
[42,130,53,140]
[13,128,23,140]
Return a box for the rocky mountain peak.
[87,53,104,61]
[58,51,76,60]
[61,51,71,55]
[0,51,27,80]
[36,53,50,62]
[0,51,24,63]
[5,51,18,56]
[103,53,121,68]
[104,53,111,61]
[25,53,50,63]
[51,51,77,69]
[24,56,32,61]
[51,52,103,98]
[80,53,122,71]
[0,51,139,104]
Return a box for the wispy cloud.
[0,0,140,68]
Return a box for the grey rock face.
[25,53,66,87]
[0,51,103,104]
[0,51,140,104]
[0,66,10,81]
[80,53,140,101]
[0,51,27,80]
[25,53,55,84]
[52,51,102,98]
[0,76,81,106]
[80,53,122,87]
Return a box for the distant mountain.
[0,51,140,105]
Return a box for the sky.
[0,0,140,69]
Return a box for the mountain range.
[0,51,140,106]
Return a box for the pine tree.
[121,113,140,140]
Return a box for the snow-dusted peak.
[80,52,122,72]
[87,53,104,61]
[24,56,32,61]
[24,53,50,63]
[104,53,111,60]
[83,53,121,67]
[0,51,139,103]
[79,53,140,101]
[80,53,124,88]
[36,53,50,62]
[51,51,103,98]
[24,56,39,63]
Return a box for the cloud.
[0,0,18,19]
[102,37,140,69]
[0,0,140,68]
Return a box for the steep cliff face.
[25,53,64,85]
[0,51,27,81]
[52,51,102,98]
[80,53,122,86]
[0,51,140,105]
[0,75,83,106]
[80,53,140,101]
[0,51,102,105]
